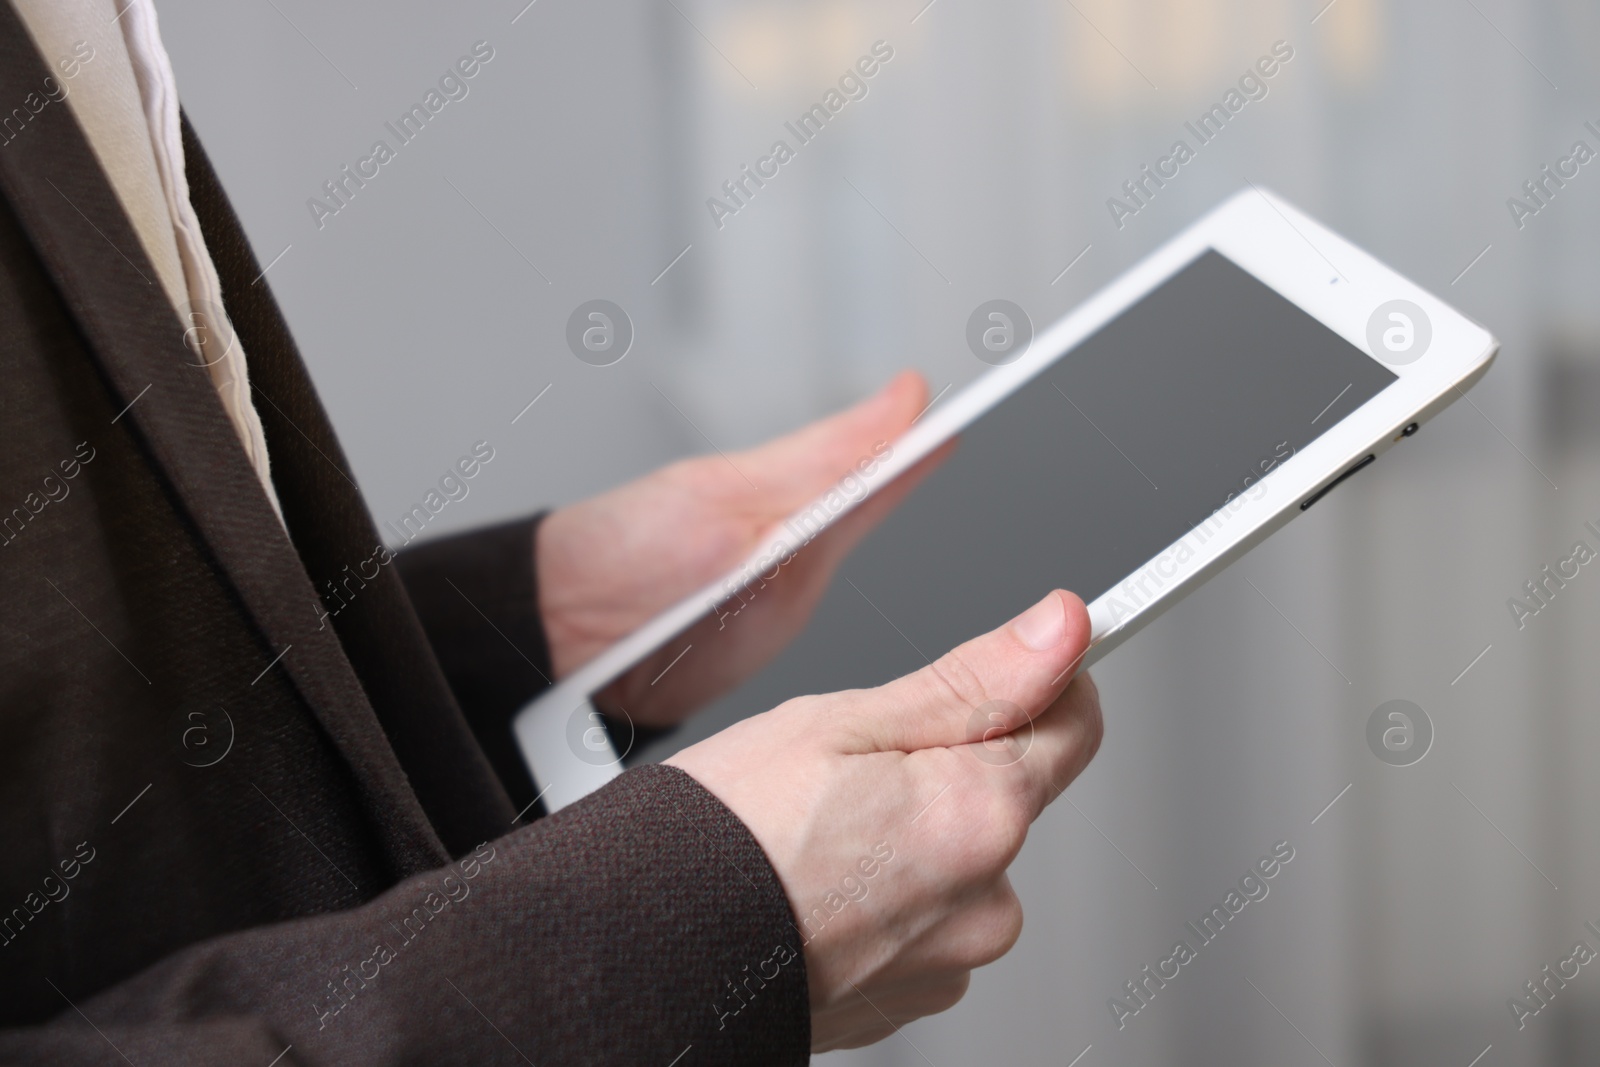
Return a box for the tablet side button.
[1300,453,1377,511]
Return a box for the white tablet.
[517,187,1498,812]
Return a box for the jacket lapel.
[180,116,519,851]
[0,4,448,872]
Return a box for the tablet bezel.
[515,186,1499,812]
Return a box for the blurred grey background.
[158,0,1599,1063]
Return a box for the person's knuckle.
[997,883,1026,945]
[1064,676,1105,768]
[970,787,1028,867]
[1078,669,1102,715]
[968,885,1025,967]
[928,972,972,1014]
[925,647,990,718]
[998,798,1031,859]
[931,783,999,875]
[1085,694,1105,757]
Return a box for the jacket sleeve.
[393,516,555,807]
[0,765,811,1066]
[394,516,678,809]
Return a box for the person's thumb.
[842,590,1092,754]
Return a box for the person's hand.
[665,589,1103,1051]
[536,371,949,728]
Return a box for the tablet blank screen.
[618,249,1396,751]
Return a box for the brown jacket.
[0,6,807,1063]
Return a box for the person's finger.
[739,370,928,500]
[987,670,1103,822]
[843,590,1092,754]
[784,437,957,574]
